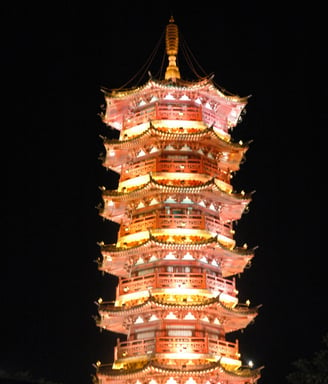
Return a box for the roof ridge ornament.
[164,16,181,82]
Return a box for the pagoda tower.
[94,17,262,384]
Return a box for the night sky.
[2,3,326,384]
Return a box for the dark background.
[2,2,326,384]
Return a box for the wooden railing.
[119,211,232,238]
[121,101,235,132]
[115,338,155,360]
[123,102,203,130]
[114,336,238,360]
[120,156,229,182]
[118,271,236,296]
[202,107,226,128]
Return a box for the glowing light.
[164,93,175,100]
[180,95,190,100]
[182,252,194,260]
[164,252,176,260]
[248,360,254,368]
[164,197,176,203]
[181,144,191,151]
[181,197,193,204]
[184,312,196,320]
[205,102,212,109]
[137,150,146,157]
[165,312,177,319]
[135,316,144,324]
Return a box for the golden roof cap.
[164,16,181,81]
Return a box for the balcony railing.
[115,338,155,360]
[119,211,232,238]
[121,102,234,132]
[114,336,239,360]
[120,157,229,182]
[118,271,236,297]
[123,102,203,130]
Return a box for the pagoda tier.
[97,295,259,335]
[101,77,248,134]
[98,236,255,278]
[100,176,252,225]
[101,124,249,174]
[96,361,261,384]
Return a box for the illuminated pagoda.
[94,16,262,384]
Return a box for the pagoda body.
[95,17,262,384]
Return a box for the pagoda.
[94,17,262,384]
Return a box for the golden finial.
[164,16,181,81]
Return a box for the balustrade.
[123,102,203,130]
[205,216,232,238]
[115,335,238,359]
[118,271,235,296]
[157,158,225,177]
[121,158,156,180]
[115,338,155,359]
[120,156,228,182]
[202,108,225,128]
[119,211,232,238]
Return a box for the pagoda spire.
[164,16,181,81]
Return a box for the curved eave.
[100,235,256,258]
[99,237,256,278]
[102,77,249,103]
[99,294,259,317]
[97,359,262,381]
[102,176,252,204]
[98,299,259,334]
[103,124,249,152]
